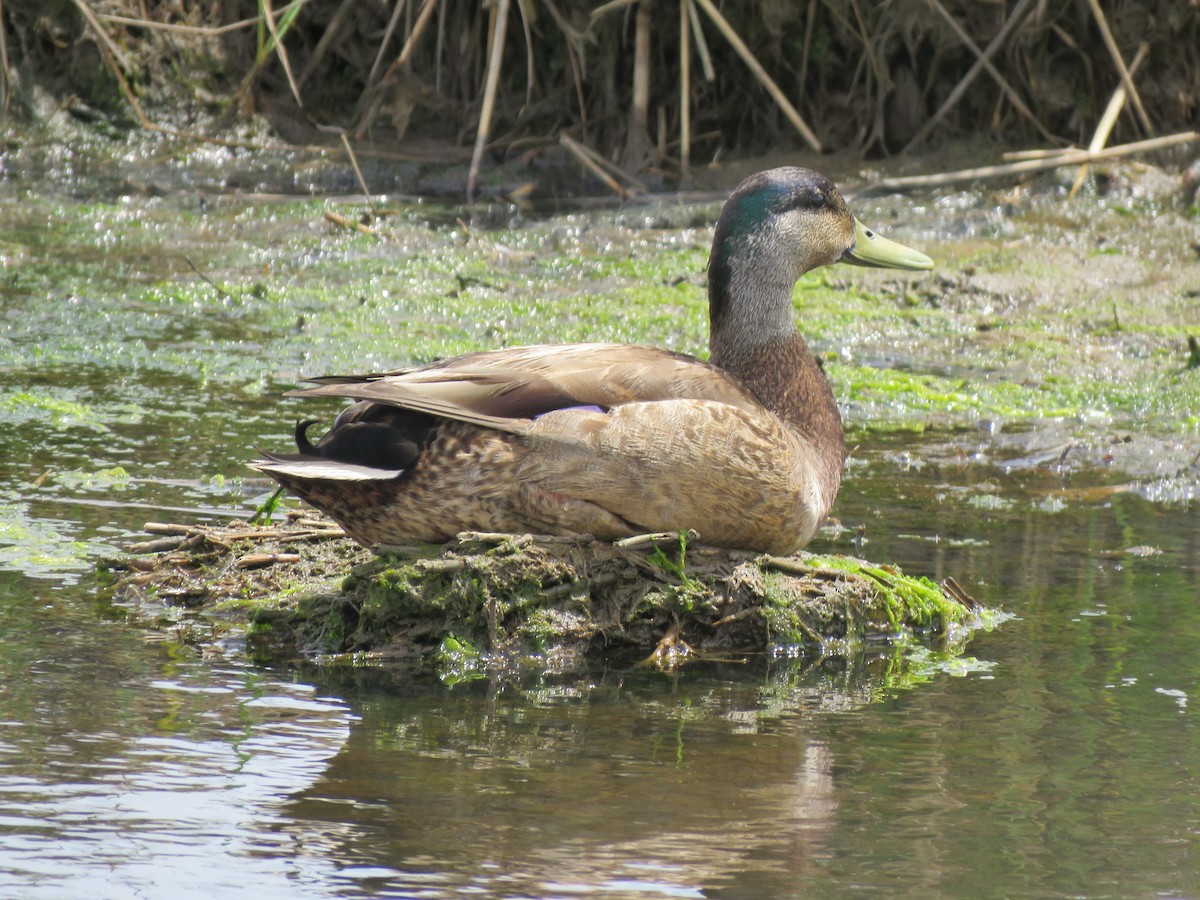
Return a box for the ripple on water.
[0,669,355,898]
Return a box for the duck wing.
[287,343,764,432]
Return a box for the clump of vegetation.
[3,1,1196,192]
[100,513,993,678]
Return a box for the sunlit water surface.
[1,171,1198,898]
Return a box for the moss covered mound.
[101,514,989,675]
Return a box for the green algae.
[0,502,99,580]
[6,178,1198,446]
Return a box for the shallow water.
[2,161,1199,897]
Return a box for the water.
[2,164,1199,897]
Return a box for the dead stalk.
[679,0,691,175]
[624,0,652,169]
[1070,42,1149,198]
[1084,0,1153,135]
[872,131,1199,192]
[95,1,307,36]
[339,133,374,208]
[298,0,355,90]
[928,0,1059,146]
[690,0,822,151]
[685,0,715,81]
[902,0,1035,154]
[560,133,638,198]
[367,0,410,88]
[261,0,303,108]
[467,0,511,202]
[0,0,8,117]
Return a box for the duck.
[252,167,932,554]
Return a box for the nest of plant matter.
[101,511,984,674]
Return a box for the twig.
[590,0,641,18]
[560,133,645,198]
[261,0,303,108]
[237,553,302,570]
[128,537,187,553]
[70,0,135,74]
[690,0,822,152]
[1084,0,1153,135]
[393,0,440,72]
[514,0,537,109]
[339,133,373,208]
[941,576,979,610]
[367,0,410,88]
[685,0,714,82]
[869,132,1199,192]
[467,0,510,202]
[902,0,1035,154]
[324,210,377,235]
[456,531,595,546]
[761,556,849,580]
[798,0,817,101]
[96,2,307,36]
[145,522,201,536]
[184,257,234,301]
[1002,147,1079,161]
[614,530,699,550]
[543,570,618,599]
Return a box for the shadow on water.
[1,164,1199,897]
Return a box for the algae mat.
[100,513,996,677]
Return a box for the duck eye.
[790,189,826,211]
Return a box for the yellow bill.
[842,218,933,270]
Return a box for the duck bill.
[842,218,933,270]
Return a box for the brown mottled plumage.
[252,167,932,553]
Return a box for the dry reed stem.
[541,0,591,139]
[339,133,374,206]
[928,0,1059,147]
[515,0,537,109]
[1071,42,1149,198]
[560,133,642,198]
[323,210,377,236]
[685,0,715,82]
[679,0,690,175]
[261,0,303,108]
[467,0,510,202]
[591,0,641,19]
[298,0,355,90]
[871,131,1199,192]
[95,1,306,36]
[381,0,441,85]
[690,0,822,152]
[1002,147,1079,160]
[625,0,652,168]
[1084,0,1153,135]
[72,0,462,166]
[798,0,818,103]
[367,0,409,88]
[902,0,1035,154]
[70,0,135,75]
[0,0,9,117]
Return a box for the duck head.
[708,167,932,353]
